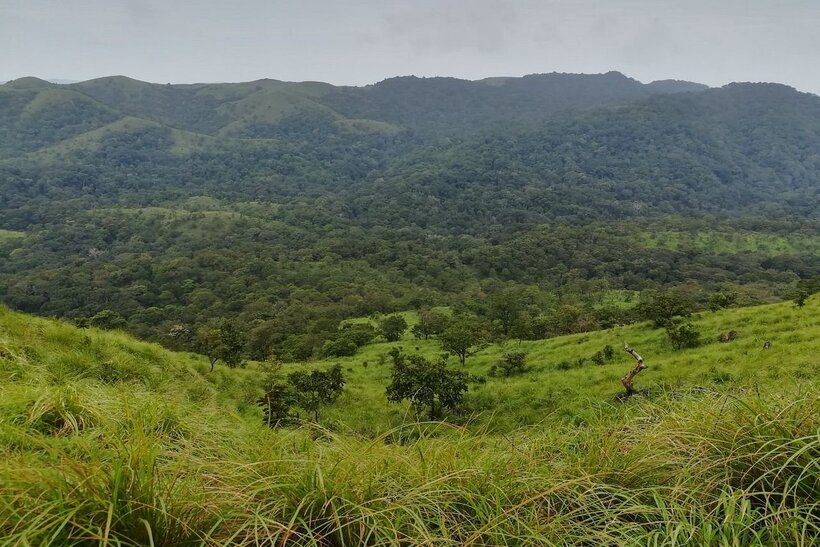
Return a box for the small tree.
[592,344,616,365]
[385,349,471,419]
[791,288,810,308]
[411,309,450,340]
[708,289,738,312]
[196,320,246,371]
[321,338,358,358]
[439,317,486,366]
[257,359,296,428]
[639,290,694,328]
[379,315,408,342]
[666,318,701,350]
[494,351,528,377]
[486,286,534,337]
[288,364,345,422]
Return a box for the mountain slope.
[321,71,705,133]
[0,71,708,157]
[0,74,818,361]
[354,83,820,232]
[0,84,122,157]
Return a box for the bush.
[666,318,701,350]
[495,351,528,377]
[386,349,471,419]
[89,310,126,330]
[379,315,408,342]
[639,290,694,328]
[321,339,358,358]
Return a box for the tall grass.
[0,302,817,544]
[1,391,816,545]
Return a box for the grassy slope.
[638,229,820,255]
[0,230,24,244]
[295,297,819,434]
[0,299,817,544]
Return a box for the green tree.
[439,317,486,366]
[385,349,471,419]
[640,290,694,328]
[321,338,358,358]
[494,351,528,377]
[379,314,408,342]
[708,289,738,311]
[288,364,345,422]
[666,318,701,350]
[257,359,296,428]
[791,288,810,308]
[411,309,450,340]
[486,285,536,337]
[195,320,246,371]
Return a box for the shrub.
[386,349,471,419]
[379,315,408,342]
[495,351,528,377]
[666,318,701,350]
[321,338,357,358]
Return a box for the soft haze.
[2,0,819,93]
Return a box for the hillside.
[1,299,817,544]
[281,296,820,433]
[0,72,818,365]
[0,71,699,157]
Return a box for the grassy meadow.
[296,298,818,434]
[0,297,818,545]
[0,229,24,244]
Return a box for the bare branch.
[621,343,648,395]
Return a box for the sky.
[1,0,819,94]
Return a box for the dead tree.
[621,343,648,395]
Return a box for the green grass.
[0,229,24,244]
[292,297,819,434]
[638,229,820,255]
[29,116,219,159]
[0,298,818,544]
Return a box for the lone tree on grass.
[379,314,408,342]
[439,317,486,366]
[88,309,126,330]
[492,351,528,377]
[666,318,701,350]
[639,290,694,328]
[257,359,296,427]
[791,288,810,308]
[196,320,246,371]
[385,349,471,420]
[288,364,345,422]
[411,309,450,340]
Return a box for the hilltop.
[0,71,707,152]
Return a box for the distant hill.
[353,82,820,231]
[0,71,818,359]
[0,71,708,157]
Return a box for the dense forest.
[0,73,818,360]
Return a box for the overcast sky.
[1,0,819,93]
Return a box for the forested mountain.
[0,72,817,360]
[0,71,705,149]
